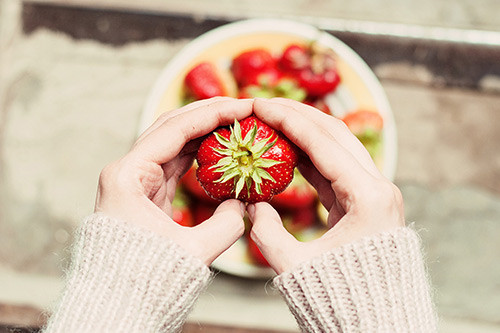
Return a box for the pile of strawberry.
[173,42,384,267]
[184,43,341,111]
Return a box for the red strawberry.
[342,110,383,134]
[192,201,217,226]
[342,110,384,158]
[282,205,317,234]
[279,44,310,72]
[184,62,226,100]
[172,190,194,227]
[270,170,316,210]
[196,116,298,203]
[180,166,219,204]
[246,235,270,267]
[279,43,341,97]
[231,49,276,87]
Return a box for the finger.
[132,98,254,165]
[247,202,301,274]
[253,98,375,195]
[135,97,238,145]
[190,199,246,265]
[297,158,336,209]
[260,98,381,177]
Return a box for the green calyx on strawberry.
[196,116,298,203]
[342,110,384,159]
[239,77,306,101]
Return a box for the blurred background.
[1,0,499,332]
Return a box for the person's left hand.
[94,97,253,265]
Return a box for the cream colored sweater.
[43,214,437,332]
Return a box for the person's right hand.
[247,98,405,274]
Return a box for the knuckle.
[98,159,129,188]
[357,179,403,210]
[98,162,117,184]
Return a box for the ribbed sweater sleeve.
[43,214,212,333]
[274,227,437,333]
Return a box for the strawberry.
[342,110,383,134]
[231,49,276,87]
[238,76,306,101]
[196,116,298,203]
[184,62,226,100]
[282,204,317,234]
[246,235,270,267]
[270,170,316,210]
[342,110,384,159]
[180,166,219,204]
[172,189,194,227]
[192,201,217,226]
[279,43,341,97]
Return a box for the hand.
[248,98,405,274]
[94,97,253,265]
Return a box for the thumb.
[247,202,301,274]
[190,199,246,265]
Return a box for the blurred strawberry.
[342,110,383,134]
[279,43,341,97]
[231,49,276,87]
[184,62,226,100]
[270,170,316,210]
[192,201,217,226]
[342,110,384,159]
[180,166,219,204]
[172,190,194,227]
[238,77,306,101]
[246,235,270,267]
[282,204,317,235]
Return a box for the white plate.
[140,19,397,279]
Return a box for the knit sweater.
[43,214,437,332]
[274,228,438,332]
[43,214,212,332]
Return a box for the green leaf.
[215,162,239,173]
[245,177,254,196]
[253,158,283,168]
[242,122,257,147]
[209,156,234,170]
[251,170,262,184]
[214,132,234,150]
[250,136,277,158]
[234,176,246,198]
[213,148,233,156]
[255,168,276,182]
[254,180,262,195]
[215,168,240,184]
[233,119,243,145]
[232,150,249,159]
